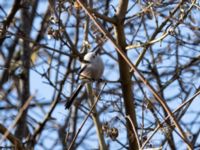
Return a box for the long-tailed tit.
[65,51,104,109]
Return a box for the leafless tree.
[0,0,200,150]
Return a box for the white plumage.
[80,52,104,80]
[65,51,104,109]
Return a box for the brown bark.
[114,0,138,149]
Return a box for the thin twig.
[126,115,141,149]
[86,83,107,150]
[67,82,107,150]
[0,124,24,150]
[0,94,35,144]
[126,31,169,50]
[141,89,200,149]
[133,0,185,68]
[31,62,72,142]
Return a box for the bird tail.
[65,83,84,109]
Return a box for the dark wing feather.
[65,83,84,109]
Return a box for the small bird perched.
[65,51,104,109]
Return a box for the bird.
[65,51,104,109]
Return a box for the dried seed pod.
[74,1,82,10]
[109,127,119,141]
[47,27,54,35]
[168,27,175,36]
[102,122,110,134]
